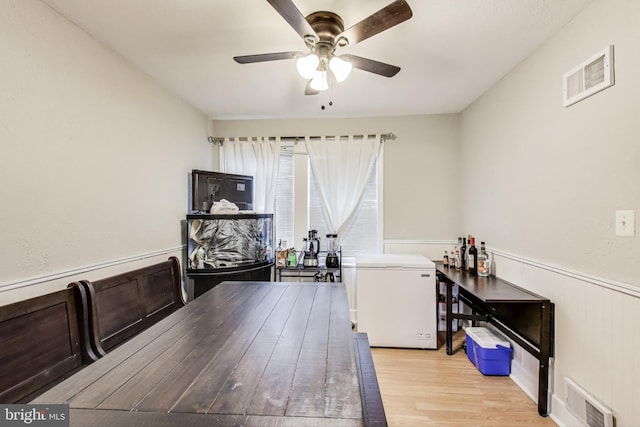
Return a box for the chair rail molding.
[0,246,185,293]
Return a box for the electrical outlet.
[615,210,635,237]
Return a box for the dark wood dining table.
[32,281,385,426]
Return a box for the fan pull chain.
[321,75,334,110]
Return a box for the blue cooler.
[465,326,512,376]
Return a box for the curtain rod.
[207,132,395,144]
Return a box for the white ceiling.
[41,0,593,120]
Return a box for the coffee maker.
[303,230,320,267]
[325,234,339,268]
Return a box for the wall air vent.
[565,377,614,427]
[563,45,614,107]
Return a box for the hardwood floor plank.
[370,334,557,427]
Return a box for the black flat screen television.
[190,170,253,213]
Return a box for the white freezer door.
[356,266,437,349]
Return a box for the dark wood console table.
[435,263,554,416]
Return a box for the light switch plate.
[615,210,635,237]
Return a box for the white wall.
[0,0,212,304]
[460,0,639,287]
[460,0,640,425]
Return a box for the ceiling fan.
[233,0,413,95]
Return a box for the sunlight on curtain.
[223,137,281,213]
[305,135,381,235]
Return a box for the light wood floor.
[370,334,557,427]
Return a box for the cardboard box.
[465,326,512,376]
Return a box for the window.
[274,147,294,248]
[274,144,381,256]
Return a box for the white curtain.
[223,137,281,213]
[305,134,381,235]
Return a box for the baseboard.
[549,393,583,427]
[509,360,539,403]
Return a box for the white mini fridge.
[355,254,437,349]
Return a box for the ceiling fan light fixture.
[329,55,352,82]
[310,70,329,91]
[233,1,413,95]
[296,53,319,80]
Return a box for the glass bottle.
[460,237,467,271]
[453,246,461,271]
[468,237,478,275]
[477,241,490,277]
[443,250,449,267]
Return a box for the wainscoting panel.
[383,240,456,262]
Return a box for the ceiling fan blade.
[234,51,302,64]
[267,0,318,42]
[337,0,412,46]
[305,80,319,96]
[340,54,401,77]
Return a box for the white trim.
[550,393,583,427]
[490,247,640,299]
[385,239,458,245]
[376,145,385,254]
[385,239,639,299]
[0,246,184,293]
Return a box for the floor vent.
[565,377,614,427]
[563,45,614,107]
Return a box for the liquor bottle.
[477,241,490,277]
[460,237,467,271]
[443,250,449,267]
[468,237,478,275]
[453,246,460,270]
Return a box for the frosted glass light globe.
[329,56,352,82]
[296,54,319,80]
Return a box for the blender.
[303,230,320,267]
[325,234,339,268]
